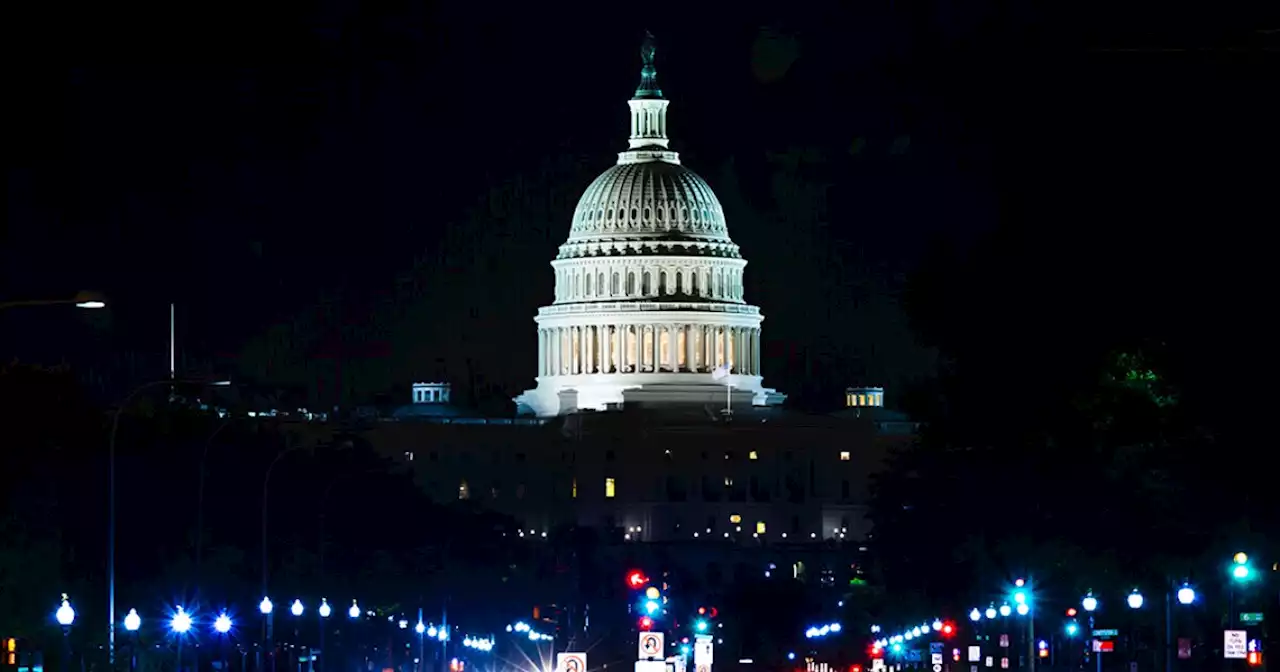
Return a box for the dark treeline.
[0,365,546,650]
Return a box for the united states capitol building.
[361,37,916,602]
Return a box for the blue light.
[891,644,903,654]
[170,607,192,634]
[695,620,709,633]
[214,612,232,634]
[683,645,693,655]
[1065,623,1079,636]
[645,600,661,614]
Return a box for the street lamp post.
[1082,593,1100,672]
[55,594,75,671]
[0,291,106,311]
[170,606,193,672]
[319,598,332,672]
[215,611,233,672]
[107,378,228,667]
[124,609,141,672]
[261,597,276,672]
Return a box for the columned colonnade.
[537,323,761,377]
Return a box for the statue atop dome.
[634,31,663,99]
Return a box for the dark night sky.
[5,1,1276,408]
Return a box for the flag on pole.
[711,363,732,380]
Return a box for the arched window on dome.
[584,273,592,297]
[597,272,605,297]
[612,272,620,296]
[642,271,651,296]
[675,270,684,295]
[658,270,668,296]
[626,271,635,296]
[691,271,700,296]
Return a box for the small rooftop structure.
[412,382,451,404]
[844,386,884,408]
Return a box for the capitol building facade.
[515,36,785,417]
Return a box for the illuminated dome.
[514,34,785,417]
[565,162,734,246]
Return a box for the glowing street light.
[259,597,273,615]
[1016,603,1030,616]
[124,609,141,632]
[1065,622,1079,637]
[214,612,232,634]
[170,607,193,634]
[1081,595,1098,612]
[349,600,361,619]
[56,595,76,627]
[1127,591,1144,610]
[970,609,982,622]
[290,599,304,617]
[1177,585,1196,605]
[416,622,427,635]
[319,598,332,619]
[999,604,1012,617]
[985,607,997,619]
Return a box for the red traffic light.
[627,570,649,589]
[941,622,955,637]
[697,607,706,615]
[1066,608,1078,617]
[1248,652,1261,667]
[638,616,654,631]
[708,606,719,619]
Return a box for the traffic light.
[696,606,719,619]
[694,619,709,633]
[1066,608,1077,617]
[940,621,956,638]
[638,616,654,631]
[627,570,649,589]
[1248,652,1261,667]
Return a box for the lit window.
[729,514,742,524]
[756,521,767,534]
[458,481,470,500]
[749,450,758,460]
[724,476,733,487]
[571,477,577,498]
[840,451,850,461]
[605,478,616,498]
[404,451,415,461]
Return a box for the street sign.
[1091,629,1119,638]
[1225,631,1248,659]
[635,662,665,672]
[1000,658,1009,669]
[1177,639,1191,660]
[639,633,665,660]
[932,665,942,672]
[559,653,587,672]
[694,634,713,667]
[932,654,944,665]
[968,647,981,663]
[998,635,1009,648]
[1240,613,1265,624]
[931,643,945,654]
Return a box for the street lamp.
[318,599,331,672]
[1127,590,1144,609]
[260,597,274,615]
[349,600,361,619]
[56,595,75,670]
[215,612,233,672]
[985,607,997,619]
[970,609,982,622]
[171,606,193,672]
[107,377,230,667]
[1082,595,1099,612]
[1232,553,1253,581]
[0,291,107,310]
[999,604,1012,617]
[56,595,76,627]
[1177,586,1196,605]
[291,599,305,617]
[124,609,142,672]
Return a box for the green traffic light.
[695,620,709,633]
[1233,564,1252,581]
